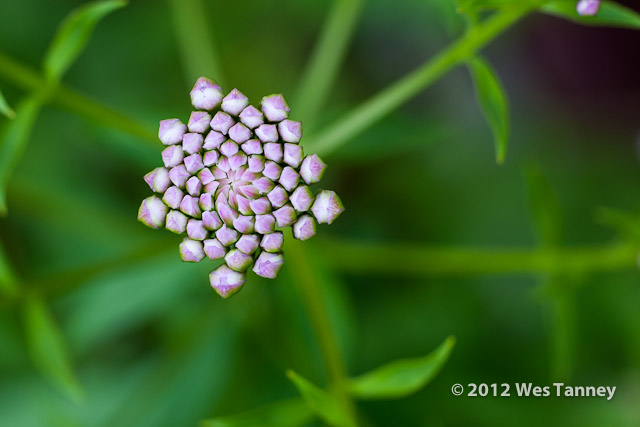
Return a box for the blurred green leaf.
[43,0,127,81]
[0,50,157,145]
[467,56,509,164]
[0,96,44,215]
[347,336,455,400]
[168,0,225,87]
[103,304,238,427]
[541,1,640,29]
[0,88,15,119]
[594,206,640,242]
[22,295,83,402]
[523,163,562,247]
[458,0,520,8]
[293,0,363,127]
[200,398,314,427]
[286,370,355,427]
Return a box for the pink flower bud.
[210,111,234,134]
[186,219,206,240]
[182,133,203,155]
[187,111,212,133]
[278,120,302,143]
[260,94,290,122]
[261,232,284,253]
[168,164,190,188]
[290,185,314,212]
[224,249,254,272]
[255,124,279,143]
[222,88,249,116]
[204,130,225,150]
[273,204,297,227]
[138,196,167,229]
[228,122,251,143]
[255,214,276,234]
[300,154,326,185]
[253,252,284,279]
[163,186,184,209]
[180,238,205,262]
[159,119,186,145]
[577,0,600,16]
[236,234,260,255]
[161,145,184,168]
[190,77,223,111]
[210,265,246,298]
[310,190,344,225]
[166,210,188,234]
[239,105,264,129]
[204,238,226,260]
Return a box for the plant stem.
[0,237,20,298]
[318,238,639,277]
[294,0,363,127]
[0,50,157,145]
[304,1,540,157]
[167,0,225,88]
[285,234,358,425]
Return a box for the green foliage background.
[1,0,640,426]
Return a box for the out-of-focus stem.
[305,1,541,157]
[285,234,358,425]
[0,50,157,145]
[167,0,225,88]
[294,0,363,126]
[0,238,20,298]
[318,238,639,276]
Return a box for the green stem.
[0,50,156,145]
[293,0,363,126]
[0,237,20,298]
[285,234,358,425]
[304,1,540,157]
[318,238,639,276]
[167,0,225,87]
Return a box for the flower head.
[576,0,600,16]
[139,77,344,298]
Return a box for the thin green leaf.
[199,398,314,427]
[23,295,83,401]
[0,96,44,215]
[523,163,562,247]
[348,336,456,399]
[541,1,640,29]
[467,56,509,164]
[286,370,355,427]
[167,0,225,87]
[43,0,127,81]
[0,88,15,119]
[293,0,363,126]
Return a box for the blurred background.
[1,0,640,426]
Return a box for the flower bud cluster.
[139,77,344,298]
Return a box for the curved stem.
[305,1,541,157]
